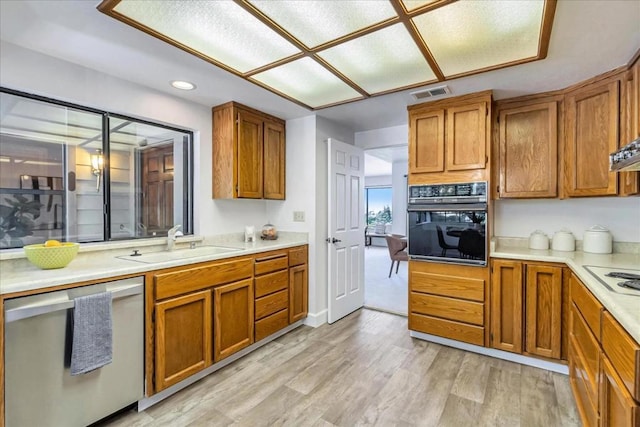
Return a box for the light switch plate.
[293,211,305,222]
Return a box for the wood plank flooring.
[101,309,579,427]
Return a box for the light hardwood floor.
[101,309,579,427]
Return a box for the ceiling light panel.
[401,0,439,12]
[251,57,362,108]
[113,0,300,73]
[248,0,398,48]
[412,0,544,77]
[318,24,437,94]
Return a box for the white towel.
[70,292,113,375]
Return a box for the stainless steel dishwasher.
[4,277,144,427]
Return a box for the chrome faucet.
[167,224,182,251]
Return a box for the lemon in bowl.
[24,241,80,269]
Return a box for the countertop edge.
[0,240,308,297]
[491,248,640,343]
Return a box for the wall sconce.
[90,149,104,192]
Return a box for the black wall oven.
[407,182,487,266]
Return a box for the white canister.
[528,230,550,250]
[583,225,613,254]
[244,226,255,243]
[551,229,576,251]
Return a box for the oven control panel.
[409,182,487,203]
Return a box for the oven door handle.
[407,203,487,212]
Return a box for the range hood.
[610,137,640,172]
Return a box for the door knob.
[331,237,341,244]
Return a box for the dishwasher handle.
[4,281,143,323]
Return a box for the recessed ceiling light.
[171,80,196,90]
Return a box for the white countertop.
[0,233,308,297]
[492,245,640,343]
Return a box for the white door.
[327,138,365,324]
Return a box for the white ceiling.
[0,1,639,132]
[365,146,408,177]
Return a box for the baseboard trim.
[138,320,305,411]
[409,330,569,375]
[303,309,327,328]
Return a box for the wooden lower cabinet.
[155,290,212,392]
[409,261,488,346]
[214,279,254,362]
[601,356,640,427]
[289,263,308,323]
[490,259,565,359]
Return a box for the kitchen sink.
[117,245,242,264]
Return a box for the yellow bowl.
[24,242,80,269]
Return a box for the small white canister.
[552,229,576,251]
[529,230,550,250]
[583,225,613,254]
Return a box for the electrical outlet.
[293,211,305,222]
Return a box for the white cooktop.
[584,265,640,297]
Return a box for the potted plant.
[0,194,43,248]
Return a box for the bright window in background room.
[366,187,392,226]
[0,88,193,249]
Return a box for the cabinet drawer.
[289,246,307,267]
[255,270,288,298]
[155,258,253,300]
[255,289,288,320]
[410,271,484,302]
[409,312,484,346]
[570,305,600,404]
[410,293,484,326]
[568,342,599,427]
[255,309,289,341]
[570,274,602,340]
[255,253,288,276]
[602,311,640,401]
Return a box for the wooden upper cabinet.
[155,290,212,392]
[497,101,558,198]
[263,120,286,200]
[632,58,640,141]
[525,263,563,359]
[490,259,524,354]
[212,101,286,200]
[407,92,491,181]
[237,109,264,198]
[409,109,445,173]
[564,79,620,197]
[447,102,487,171]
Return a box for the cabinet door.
[409,109,445,173]
[446,102,487,171]
[214,278,254,362]
[263,120,285,200]
[289,263,308,323]
[236,109,263,198]
[498,101,558,198]
[565,80,619,197]
[525,264,563,359]
[633,59,640,141]
[155,290,212,392]
[600,356,640,427]
[490,259,523,353]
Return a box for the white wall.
[0,41,269,237]
[355,125,408,149]
[365,175,392,187]
[494,198,640,243]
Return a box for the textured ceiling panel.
[114,0,300,73]
[248,0,397,48]
[251,57,362,108]
[413,0,544,77]
[319,24,437,94]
